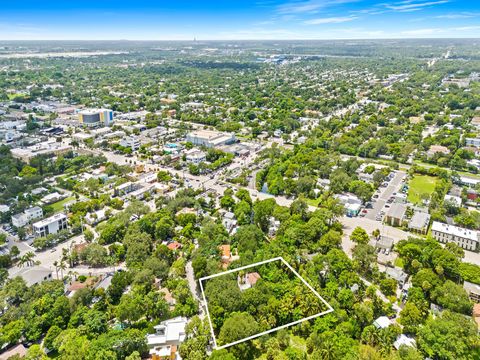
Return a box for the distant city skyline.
[1,0,479,40]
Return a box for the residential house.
[146,316,187,360]
[473,303,480,330]
[219,244,231,263]
[393,334,416,350]
[11,206,43,228]
[85,208,108,225]
[385,267,408,288]
[222,211,238,235]
[40,191,64,204]
[444,194,462,208]
[466,137,480,148]
[167,241,182,252]
[427,145,450,158]
[335,193,362,217]
[373,316,391,329]
[464,281,480,302]
[238,272,261,291]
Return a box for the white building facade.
[32,213,68,238]
[431,221,479,251]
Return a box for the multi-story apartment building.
[431,221,479,251]
[11,206,43,228]
[32,213,68,238]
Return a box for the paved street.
[8,233,84,277]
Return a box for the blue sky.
[0,0,479,40]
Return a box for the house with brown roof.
[471,116,480,129]
[219,244,231,261]
[427,145,450,158]
[473,303,480,329]
[238,272,261,291]
[167,241,182,251]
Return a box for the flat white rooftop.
[33,213,67,228]
[432,221,479,242]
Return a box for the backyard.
[50,196,75,212]
[407,175,438,205]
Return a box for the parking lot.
[364,170,407,221]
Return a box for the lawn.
[50,196,75,212]
[407,175,438,205]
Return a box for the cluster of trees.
[256,145,382,202]
[204,262,328,346]
[188,148,234,175]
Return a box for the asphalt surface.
[365,170,407,221]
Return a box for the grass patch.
[394,257,404,269]
[51,196,75,212]
[407,175,438,205]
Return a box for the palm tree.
[18,256,27,268]
[53,260,59,279]
[23,252,36,267]
[319,338,337,360]
[59,260,67,280]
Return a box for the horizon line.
[1,37,480,42]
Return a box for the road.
[8,233,85,277]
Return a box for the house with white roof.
[146,316,187,359]
[394,334,416,350]
[373,316,391,329]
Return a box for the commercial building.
[11,266,53,287]
[32,213,68,238]
[431,221,479,251]
[185,149,206,164]
[78,108,114,127]
[11,206,43,228]
[186,130,236,148]
[119,136,140,151]
[146,316,187,359]
[11,142,72,163]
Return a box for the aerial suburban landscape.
[1,1,480,360]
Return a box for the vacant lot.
[407,175,438,204]
[200,258,331,348]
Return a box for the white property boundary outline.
[198,256,334,350]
